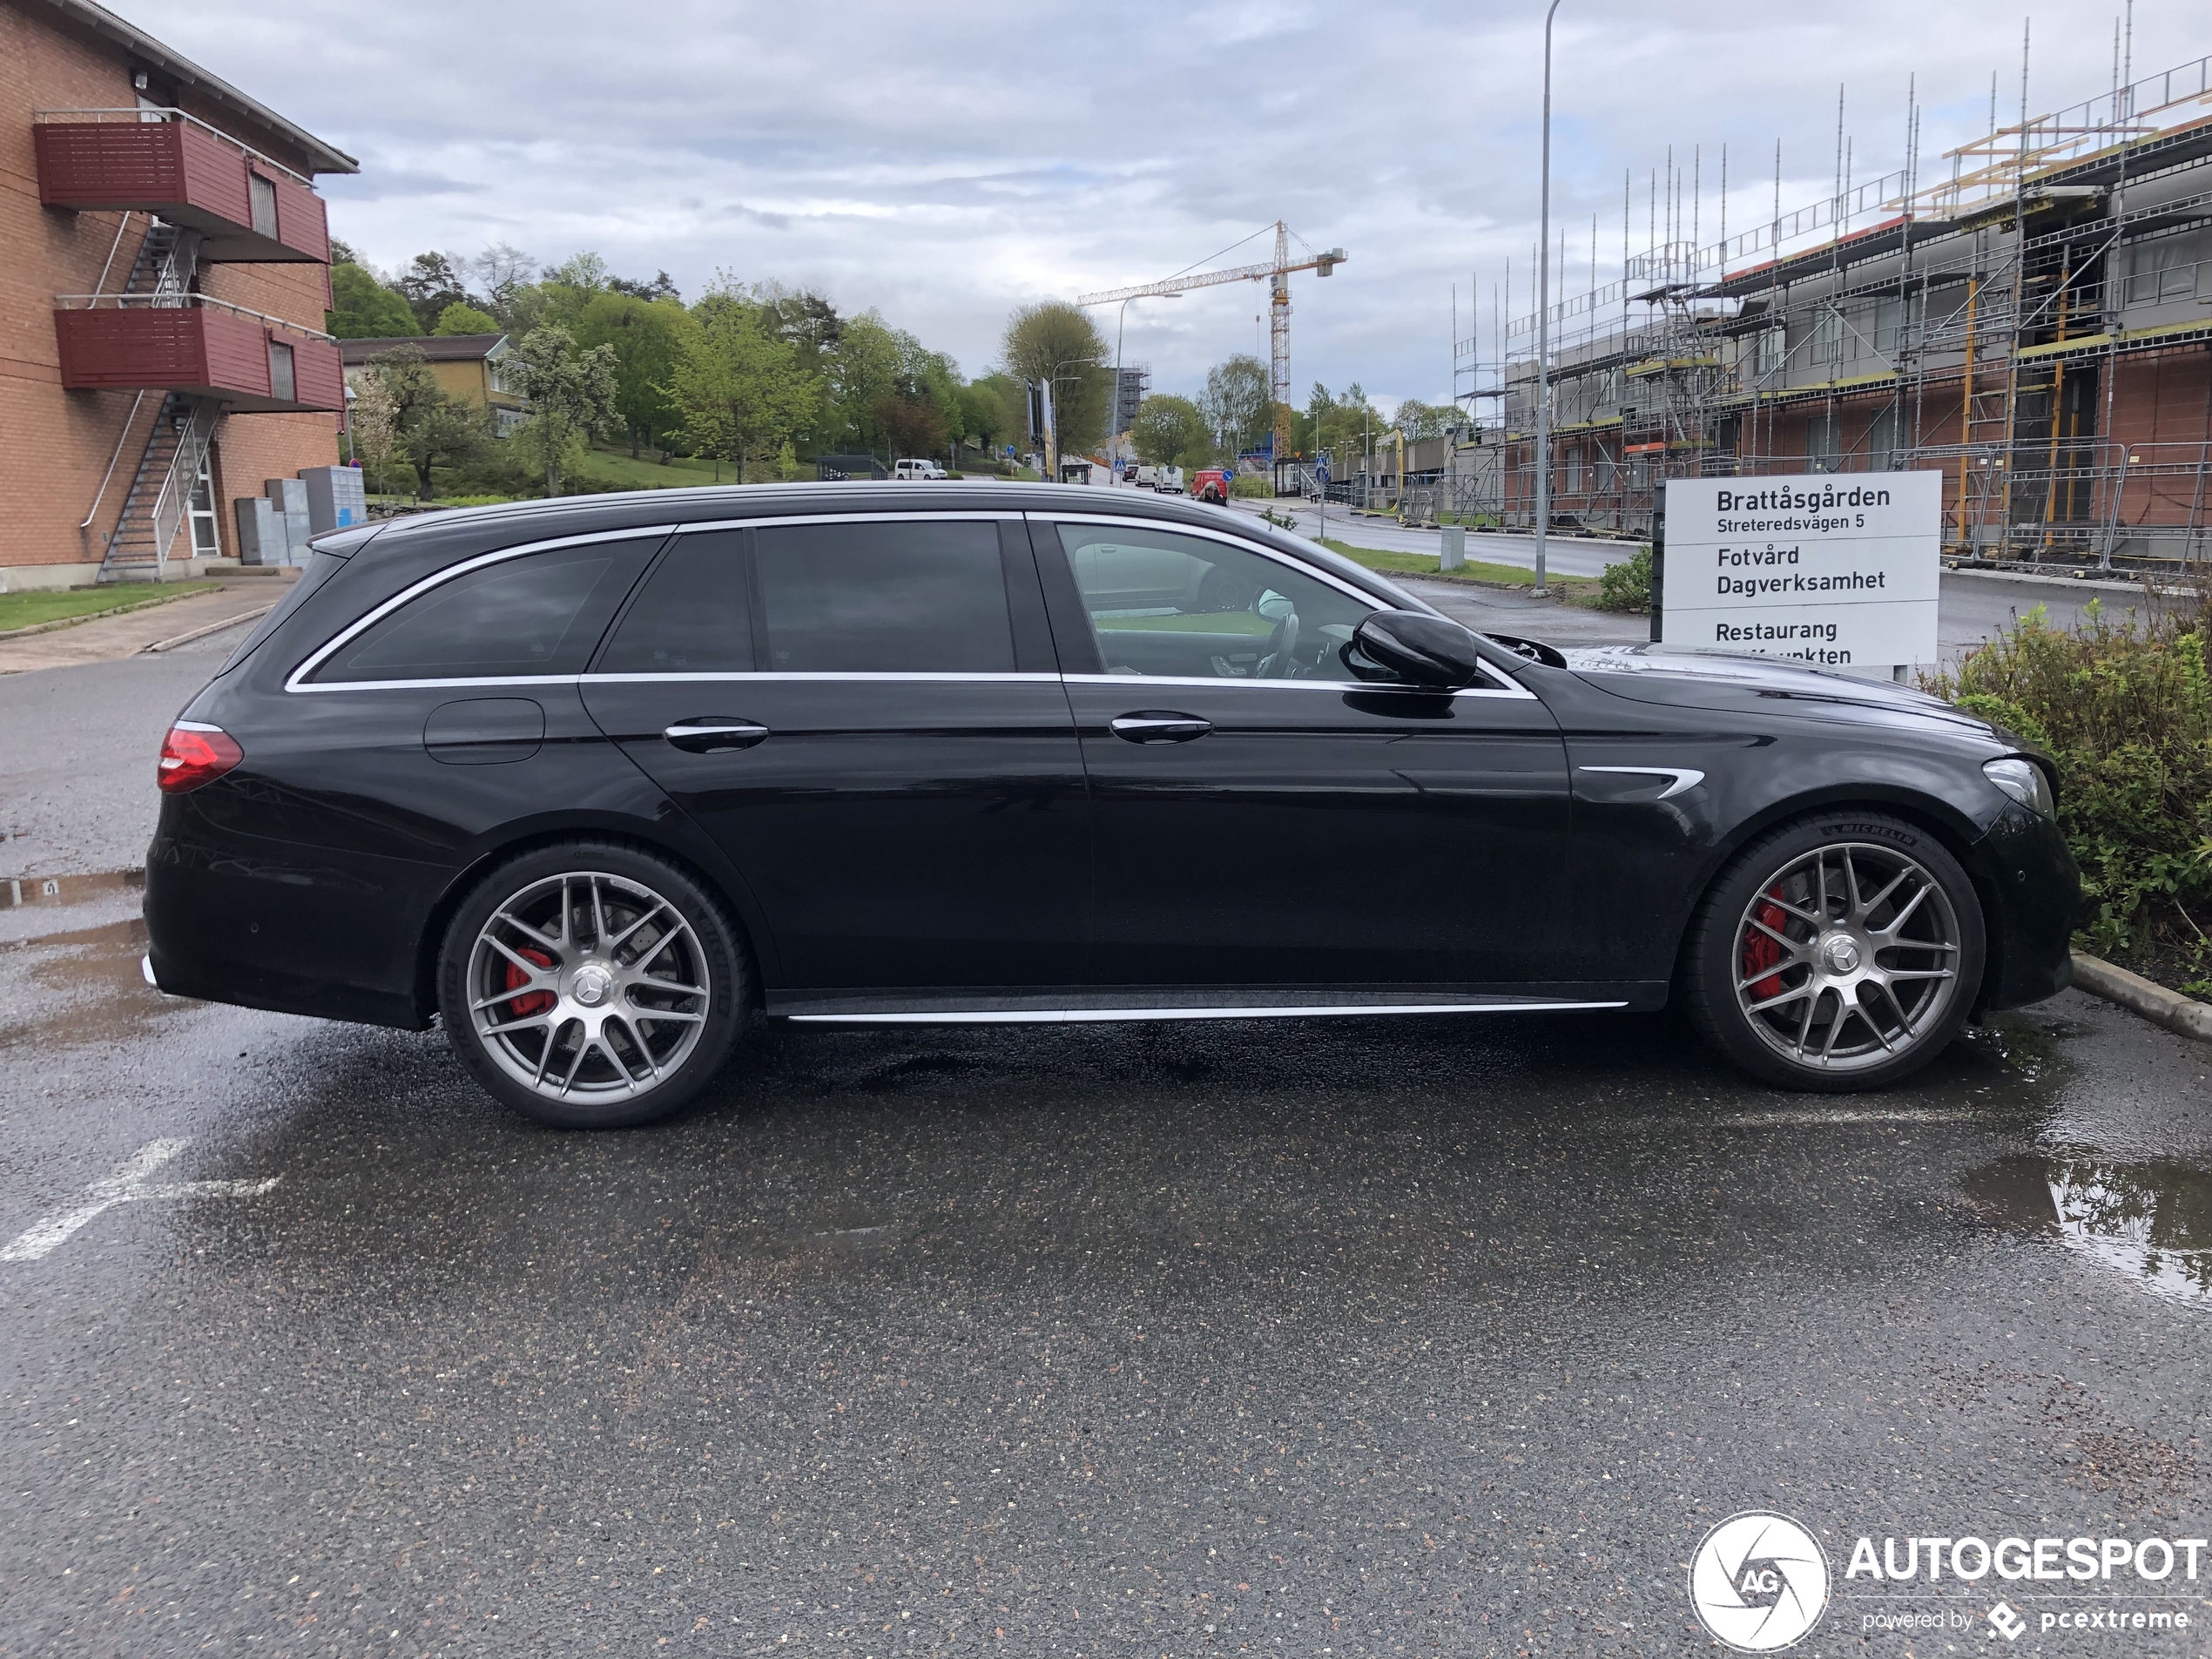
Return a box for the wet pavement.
[2,902,2209,1656]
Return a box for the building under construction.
[1453,44,2212,568]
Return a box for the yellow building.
[340,334,526,435]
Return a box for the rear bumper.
[144,801,441,1030]
[1973,805,2080,1012]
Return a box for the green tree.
[1200,354,1272,458]
[1000,301,1109,458]
[1130,393,1210,468]
[664,297,821,483]
[573,292,691,456]
[958,375,1022,463]
[327,261,417,339]
[1391,398,1463,441]
[362,344,489,499]
[396,251,476,332]
[501,327,620,496]
[432,301,501,336]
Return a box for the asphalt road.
[1231,499,2141,670]
[1,608,2209,1659]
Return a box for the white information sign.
[1660,470,1941,671]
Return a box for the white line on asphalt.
[1716,1108,1986,1127]
[0,1138,280,1262]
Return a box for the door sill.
[771,985,1642,1025]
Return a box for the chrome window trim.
[1032,511,1531,698]
[583,671,1061,685]
[787,1000,1629,1025]
[286,526,678,693]
[1058,671,1534,701]
[673,510,1026,534]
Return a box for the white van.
[894,458,948,481]
[1153,465,1184,494]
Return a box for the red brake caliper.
[1741,889,1790,1001]
[504,946,556,1018]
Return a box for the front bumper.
[1973,803,2080,1011]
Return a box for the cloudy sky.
[125,0,2200,413]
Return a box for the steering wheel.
[1257,596,1302,678]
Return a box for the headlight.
[1983,756,2054,817]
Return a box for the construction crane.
[1077,222,1345,463]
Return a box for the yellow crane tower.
[1076,222,1346,465]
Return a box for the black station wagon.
[145,484,2077,1126]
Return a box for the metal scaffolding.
[1459,47,2212,568]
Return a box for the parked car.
[1132,464,1160,489]
[894,458,947,481]
[1190,468,1231,504]
[146,484,2077,1128]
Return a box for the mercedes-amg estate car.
[144,484,2077,1127]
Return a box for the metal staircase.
[81,219,219,581]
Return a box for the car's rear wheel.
[436,841,748,1128]
[1680,813,1984,1090]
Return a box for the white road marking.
[1716,1108,1985,1127]
[0,1138,280,1262]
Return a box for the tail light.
[158,721,243,793]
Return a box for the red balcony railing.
[34,110,329,264]
[53,296,342,413]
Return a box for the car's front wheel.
[437,841,748,1128]
[1680,813,1985,1090]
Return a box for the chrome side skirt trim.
[786,1000,1628,1025]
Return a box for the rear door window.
[597,530,752,673]
[307,537,655,684]
[754,519,1014,673]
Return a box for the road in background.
[1227,498,2134,667]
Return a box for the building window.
[1806,411,1842,473]
[1811,307,1846,367]
[2123,233,2202,307]
[1751,327,1784,380]
[267,340,295,403]
[187,454,221,557]
[1564,450,1582,495]
[249,173,279,239]
[1873,293,1919,355]
[1868,405,1900,471]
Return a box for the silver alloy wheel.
[466,870,711,1103]
[1730,841,1962,1074]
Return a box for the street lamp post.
[1533,0,1564,596]
[1114,293,1178,483]
[1042,356,1103,480]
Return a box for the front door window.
[1055,523,1375,681]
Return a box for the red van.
[1190,468,1231,504]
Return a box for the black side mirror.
[1345,612,1487,690]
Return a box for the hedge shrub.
[1925,592,2212,995]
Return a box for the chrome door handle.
[664,719,769,753]
[1109,712,1212,744]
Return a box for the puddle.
[0,916,191,1051]
[1961,1153,2212,1299]
[3,868,144,908]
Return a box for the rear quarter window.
[306,537,658,685]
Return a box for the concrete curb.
[2069,950,2212,1045]
[138,604,274,655]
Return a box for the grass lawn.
[1320,539,1608,606]
[571,449,738,491]
[0,580,219,635]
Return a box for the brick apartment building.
[1465,49,2212,566]
[1,0,354,590]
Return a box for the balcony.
[54,297,343,413]
[34,110,329,264]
